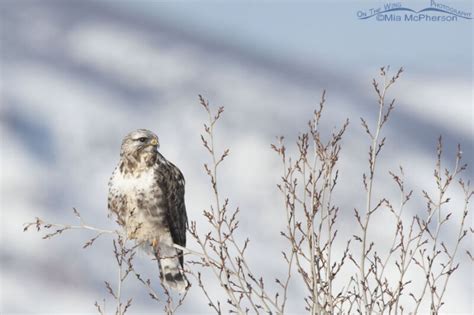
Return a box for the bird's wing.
[156,154,188,248]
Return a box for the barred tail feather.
[161,263,188,294]
[156,245,188,294]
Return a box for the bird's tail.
[156,245,188,294]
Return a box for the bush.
[25,67,472,314]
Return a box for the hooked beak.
[150,138,159,146]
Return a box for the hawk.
[108,129,188,293]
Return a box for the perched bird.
[108,129,188,293]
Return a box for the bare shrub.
[24,209,188,314]
[25,67,472,314]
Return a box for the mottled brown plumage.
[108,129,188,293]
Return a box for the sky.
[0,0,472,314]
[107,0,472,76]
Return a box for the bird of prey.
[108,129,188,293]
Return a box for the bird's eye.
[137,137,147,143]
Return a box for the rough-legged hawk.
[108,129,188,293]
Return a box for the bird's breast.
[109,167,165,240]
[111,167,156,193]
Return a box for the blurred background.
[0,0,472,314]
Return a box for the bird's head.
[120,129,160,159]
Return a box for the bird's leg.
[152,238,158,249]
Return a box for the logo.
[357,0,472,22]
